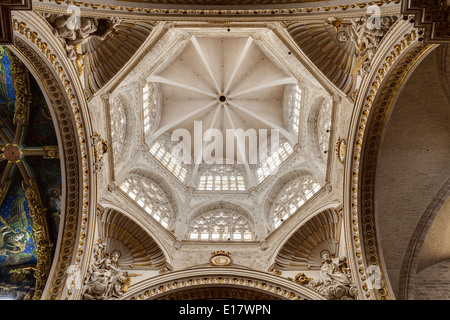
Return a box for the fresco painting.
[0,46,62,299]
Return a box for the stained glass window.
[286,85,302,135]
[143,82,160,135]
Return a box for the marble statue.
[307,250,358,300]
[82,241,133,300]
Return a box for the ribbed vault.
[99,207,168,269]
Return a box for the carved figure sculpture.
[329,15,397,76]
[82,241,130,300]
[43,14,120,75]
[307,250,358,300]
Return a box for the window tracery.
[149,141,187,183]
[143,82,160,135]
[256,140,294,183]
[197,165,246,191]
[110,97,126,161]
[189,209,254,241]
[285,85,302,135]
[270,176,321,229]
[119,175,174,228]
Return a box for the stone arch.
[344,27,437,300]
[98,206,171,270]
[8,14,91,300]
[121,266,325,300]
[271,206,340,270]
[398,179,450,299]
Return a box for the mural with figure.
[0,46,62,300]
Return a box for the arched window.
[110,97,126,161]
[197,165,245,191]
[285,85,302,135]
[317,100,332,159]
[120,175,174,228]
[150,141,187,183]
[143,82,160,135]
[270,176,321,229]
[256,140,294,183]
[189,209,254,241]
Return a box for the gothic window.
[270,176,321,229]
[197,166,245,191]
[285,85,302,135]
[143,82,160,135]
[119,175,173,229]
[110,97,126,161]
[150,141,187,183]
[317,100,332,160]
[189,209,254,241]
[256,141,294,183]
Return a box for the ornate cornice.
[33,0,401,18]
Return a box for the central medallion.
[3,144,22,162]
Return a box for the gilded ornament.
[209,250,232,266]
[293,273,313,285]
[335,138,347,163]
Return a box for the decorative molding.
[335,137,347,163]
[122,266,325,300]
[10,13,91,300]
[32,0,401,18]
[348,27,433,299]
[155,286,279,300]
[209,251,233,267]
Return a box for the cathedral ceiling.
[4,0,447,302]
[0,46,61,300]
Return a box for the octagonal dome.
[112,25,331,192]
[143,31,306,190]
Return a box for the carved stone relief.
[329,15,398,76]
[305,251,358,300]
[82,240,139,300]
[43,13,121,75]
